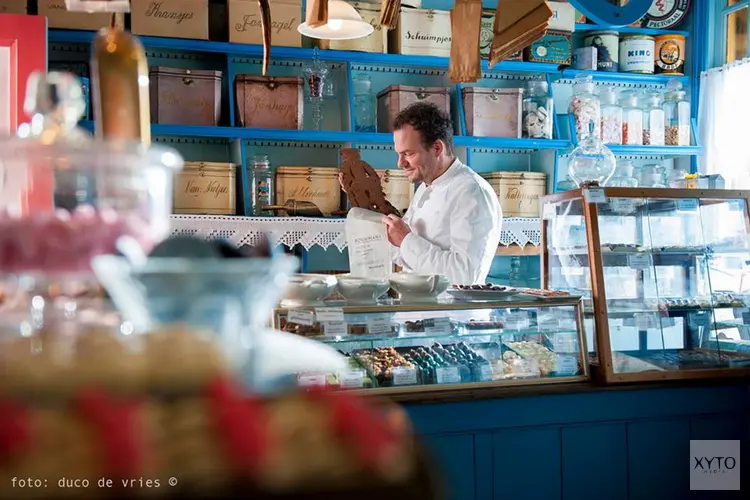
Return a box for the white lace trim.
[170,215,542,251]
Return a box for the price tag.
[338,370,365,389]
[610,198,635,214]
[551,333,576,352]
[324,321,347,337]
[367,315,392,334]
[392,367,418,386]
[297,374,327,387]
[436,366,462,384]
[315,307,345,322]
[423,317,452,336]
[539,319,560,332]
[287,309,315,326]
[555,355,579,376]
[627,253,652,269]
[584,188,608,204]
[479,363,494,382]
[677,199,699,211]
[504,312,530,330]
[542,203,556,220]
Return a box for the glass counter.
[541,187,750,383]
[272,297,588,394]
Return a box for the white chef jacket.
[391,158,502,285]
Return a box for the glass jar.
[663,80,691,146]
[568,75,601,140]
[352,74,376,133]
[636,163,667,187]
[620,90,643,145]
[568,121,617,186]
[642,92,666,146]
[250,155,274,216]
[609,159,639,187]
[598,86,622,145]
[522,80,554,139]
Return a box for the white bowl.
[336,274,391,304]
[281,273,338,305]
[389,273,450,301]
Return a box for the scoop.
[263,200,347,217]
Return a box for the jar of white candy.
[599,86,622,145]
[522,80,554,139]
[568,75,601,140]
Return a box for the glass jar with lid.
[568,75,601,140]
[609,159,639,187]
[598,86,622,144]
[352,73,376,133]
[635,163,667,187]
[642,91,666,146]
[568,121,617,187]
[663,79,691,146]
[250,155,274,216]
[620,90,643,145]
[522,79,554,139]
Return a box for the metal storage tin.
[655,34,686,75]
[462,87,523,138]
[376,85,451,133]
[481,171,547,217]
[376,169,414,213]
[149,67,222,126]
[583,30,619,72]
[275,166,341,216]
[173,162,236,215]
[619,35,655,74]
[235,75,304,129]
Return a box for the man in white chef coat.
[342,103,502,285]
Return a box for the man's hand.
[383,214,410,247]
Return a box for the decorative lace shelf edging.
[171,215,542,251]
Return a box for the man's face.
[393,124,440,184]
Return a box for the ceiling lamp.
[297,0,374,41]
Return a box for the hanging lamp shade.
[298,0,374,40]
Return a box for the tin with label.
[619,35,655,74]
[583,30,619,72]
[655,34,686,75]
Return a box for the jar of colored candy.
[0,71,183,276]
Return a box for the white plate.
[446,288,519,301]
[518,292,582,302]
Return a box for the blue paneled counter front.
[401,382,750,500]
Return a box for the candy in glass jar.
[568,75,601,140]
[522,79,554,139]
[598,86,622,144]
[663,80,691,146]
[609,159,639,187]
[642,91,666,145]
[568,121,617,187]
[250,155,274,216]
[620,90,643,145]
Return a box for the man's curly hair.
[392,102,454,155]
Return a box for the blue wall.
[404,383,750,500]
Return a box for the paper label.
[287,309,315,326]
[338,370,365,389]
[555,355,579,376]
[610,198,635,214]
[367,315,392,334]
[584,188,608,204]
[436,366,462,384]
[298,374,327,387]
[423,317,452,336]
[315,307,345,322]
[324,321,347,337]
[392,367,418,386]
[542,203,556,220]
[677,199,699,211]
[628,253,652,269]
[505,312,530,331]
[479,363,493,381]
[345,209,392,278]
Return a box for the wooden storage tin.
[462,87,523,138]
[130,0,209,40]
[174,162,236,215]
[390,7,451,57]
[482,171,547,217]
[376,85,451,133]
[228,0,302,47]
[275,167,341,216]
[377,169,414,213]
[149,67,222,126]
[327,2,386,53]
[235,75,303,129]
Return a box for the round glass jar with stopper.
[598,85,623,144]
[642,91,666,146]
[568,75,601,141]
[0,71,183,277]
[663,79,691,146]
[568,121,617,187]
[620,90,644,145]
[635,163,667,187]
[522,79,554,139]
[609,159,639,187]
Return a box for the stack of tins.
[481,172,547,218]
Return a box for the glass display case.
[272,298,588,394]
[541,187,750,383]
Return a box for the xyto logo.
[693,456,737,474]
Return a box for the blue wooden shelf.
[561,69,689,86]
[574,23,690,38]
[607,144,703,156]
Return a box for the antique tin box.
[462,87,523,138]
[228,0,302,47]
[390,7,451,57]
[327,2,386,53]
[149,67,222,126]
[235,75,304,129]
[275,166,341,216]
[377,169,414,213]
[376,85,451,133]
[524,29,573,65]
[131,0,209,40]
[173,161,237,215]
[482,171,547,217]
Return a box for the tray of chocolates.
[447,283,519,301]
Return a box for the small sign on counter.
[367,315,393,335]
[610,198,635,214]
[627,253,652,270]
[392,366,418,386]
[436,366,461,384]
[584,188,608,204]
[287,309,315,326]
[555,355,579,376]
[338,370,365,389]
[297,373,327,387]
[315,307,345,323]
[323,321,348,337]
[423,317,452,336]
